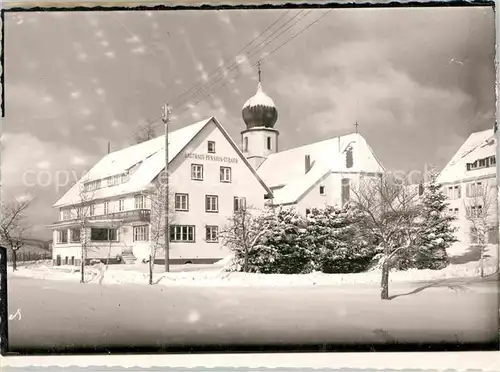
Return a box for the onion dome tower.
[241,62,280,170]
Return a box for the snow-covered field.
[9,245,498,287]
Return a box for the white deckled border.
[2,351,500,369]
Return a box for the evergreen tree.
[414,169,458,269]
[254,207,317,274]
[306,205,376,273]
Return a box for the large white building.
[437,128,498,245]
[50,117,272,265]
[50,79,385,265]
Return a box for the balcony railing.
[53,209,150,226]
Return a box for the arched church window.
[244,137,248,152]
[267,136,271,150]
[346,148,353,168]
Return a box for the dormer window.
[208,141,216,153]
[467,156,496,171]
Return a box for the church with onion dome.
[49,66,386,266]
[240,67,385,214]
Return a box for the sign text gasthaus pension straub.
[184,152,239,164]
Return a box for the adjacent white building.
[241,80,385,214]
[437,128,498,245]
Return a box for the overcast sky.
[3,6,495,239]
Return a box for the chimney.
[305,154,311,174]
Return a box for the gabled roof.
[437,129,496,184]
[54,117,272,208]
[257,132,385,205]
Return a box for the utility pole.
[161,103,171,273]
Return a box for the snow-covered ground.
[9,244,498,287]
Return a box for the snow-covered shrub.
[306,205,377,274]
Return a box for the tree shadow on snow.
[388,272,499,300]
[387,280,449,300]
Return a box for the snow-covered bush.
[306,205,377,274]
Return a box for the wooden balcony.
[50,209,150,227]
[91,209,151,223]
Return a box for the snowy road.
[7,276,498,352]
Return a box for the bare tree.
[133,119,157,144]
[69,182,96,283]
[464,180,497,278]
[143,176,176,285]
[351,174,433,300]
[219,204,269,273]
[0,197,33,271]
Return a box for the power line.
[175,10,331,116]
[172,10,310,109]
[171,10,292,106]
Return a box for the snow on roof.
[258,132,385,190]
[437,129,496,184]
[242,82,275,109]
[53,118,212,208]
[271,160,333,205]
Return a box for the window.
[135,194,147,209]
[65,257,69,265]
[191,164,204,180]
[266,136,271,150]
[170,225,195,242]
[121,173,129,184]
[133,225,149,242]
[76,207,83,219]
[234,197,246,213]
[447,185,461,199]
[58,229,68,244]
[208,141,216,153]
[206,195,219,213]
[491,156,496,166]
[220,167,232,183]
[118,199,125,212]
[84,180,101,192]
[346,148,353,169]
[91,228,119,241]
[62,210,71,220]
[244,137,248,152]
[103,201,110,214]
[319,185,325,195]
[479,159,486,167]
[341,178,350,206]
[454,208,459,216]
[70,228,81,243]
[90,204,95,217]
[466,182,484,197]
[206,225,218,243]
[175,193,189,211]
[470,205,483,218]
[71,256,75,265]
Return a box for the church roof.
[54,117,272,208]
[258,132,385,205]
[437,128,496,184]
